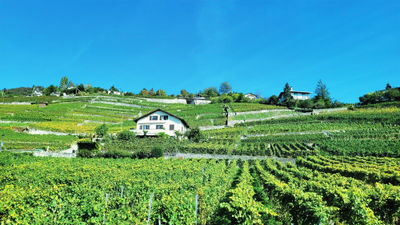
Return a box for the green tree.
[156,89,166,96]
[185,127,205,143]
[203,87,219,97]
[267,95,279,105]
[148,88,156,96]
[386,83,392,90]
[95,124,108,137]
[180,89,189,98]
[59,76,69,91]
[219,82,232,94]
[139,88,149,96]
[281,83,293,105]
[314,80,330,101]
[43,85,57,96]
[109,85,119,92]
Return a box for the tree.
[267,95,279,105]
[95,124,108,137]
[148,88,156,96]
[219,82,232,94]
[77,84,85,92]
[139,88,149,96]
[180,89,189,98]
[203,87,219,97]
[185,127,205,143]
[156,89,166,96]
[59,76,69,91]
[386,83,392,90]
[43,85,57,96]
[298,99,313,108]
[282,83,293,104]
[314,80,330,101]
[109,85,118,92]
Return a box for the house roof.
[290,90,311,94]
[245,93,257,96]
[134,108,190,128]
[278,90,311,99]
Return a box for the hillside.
[1,94,400,224]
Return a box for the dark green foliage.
[95,124,108,137]
[185,127,205,142]
[43,85,57,96]
[150,146,164,158]
[117,130,135,141]
[219,82,232,94]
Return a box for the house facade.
[133,109,189,137]
[278,87,311,101]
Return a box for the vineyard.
[1,94,400,224]
[2,152,400,224]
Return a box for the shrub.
[158,132,170,139]
[117,130,136,141]
[151,146,164,158]
[95,124,108,137]
[185,127,205,143]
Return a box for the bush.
[185,127,205,143]
[77,138,99,150]
[77,149,96,158]
[151,146,164,158]
[158,132,170,139]
[95,124,108,137]
[117,130,136,141]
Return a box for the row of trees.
[359,84,400,105]
[264,80,342,109]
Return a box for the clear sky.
[1,0,399,103]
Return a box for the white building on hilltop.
[278,87,311,101]
[134,109,189,137]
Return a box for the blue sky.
[0,0,399,103]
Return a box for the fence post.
[148,193,153,225]
[103,193,109,225]
[195,194,198,224]
[120,186,124,198]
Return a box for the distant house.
[134,109,189,137]
[31,90,43,97]
[186,96,212,105]
[245,93,258,100]
[278,87,311,101]
[108,91,122,95]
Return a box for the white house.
[278,87,311,101]
[245,93,257,100]
[133,109,189,137]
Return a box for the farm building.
[133,109,189,137]
[278,87,311,101]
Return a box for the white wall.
[135,111,188,136]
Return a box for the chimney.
[290,87,293,91]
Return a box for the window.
[169,124,174,130]
[161,115,168,120]
[143,125,150,130]
[150,116,158,121]
[156,125,164,129]
[139,125,142,130]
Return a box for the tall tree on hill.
[282,83,292,102]
[203,87,219,97]
[219,82,232,94]
[148,88,156,96]
[180,89,189,98]
[386,83,392,90]
[139,88,149,96]
[59,76,69,91]
[314,80,330,101]
[156,89,166,96]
